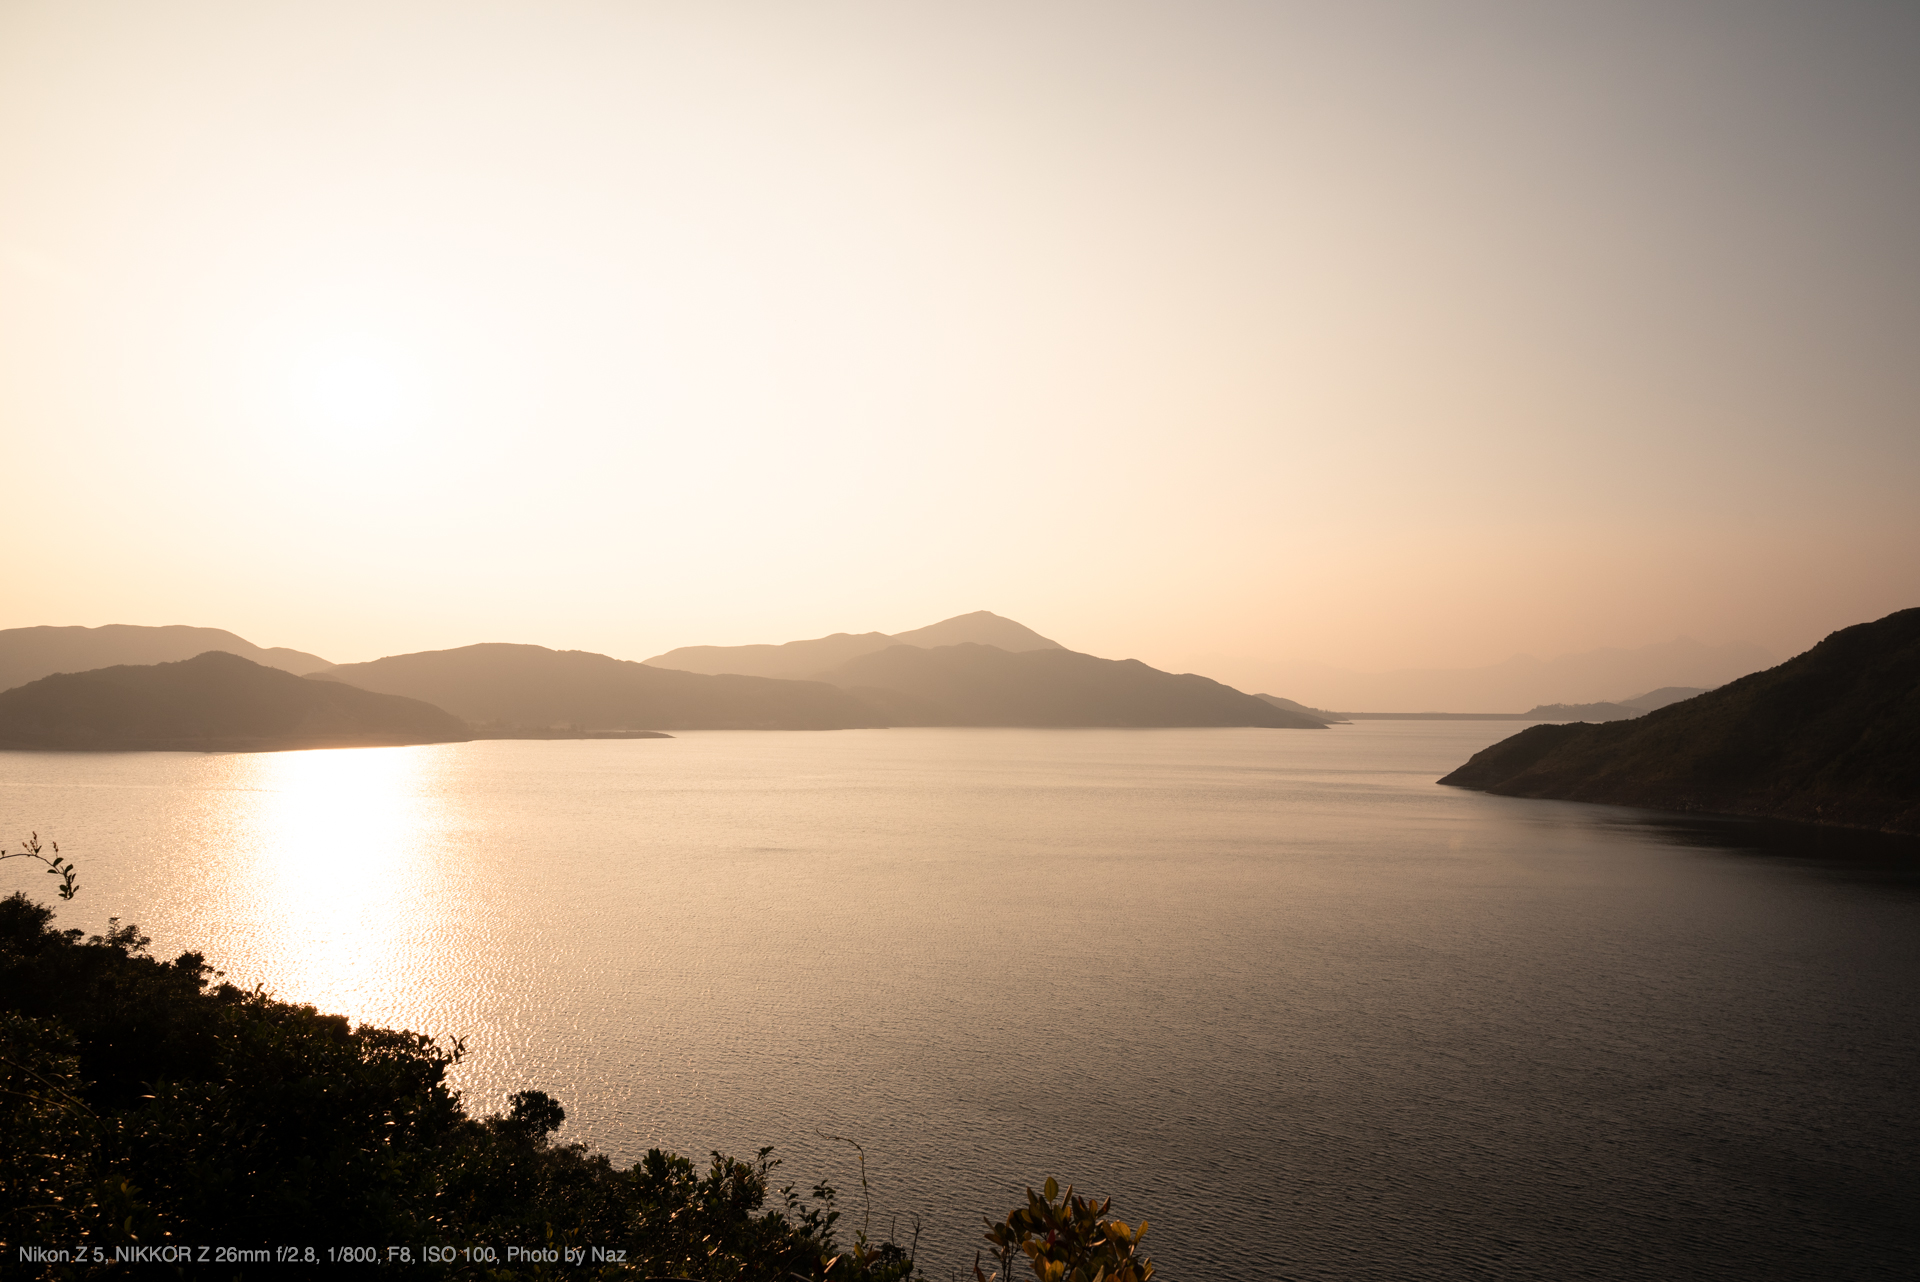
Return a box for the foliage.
[2,832,78,899]
[3,838,1155,1281]
[0,890,918,1280]
[975,1178,1154,1282]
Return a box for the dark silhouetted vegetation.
[1,884,1155,1280]
[2,832,77,899]
[974,1179,1153,1282]
[0,890,914,1279]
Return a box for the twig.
[2,832,79,900]
[815,1131,871,1240]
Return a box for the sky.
[3,0,1916,699]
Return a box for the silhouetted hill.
[1440,609,1920,835]
[323,644,883,731]
[644,611,1061,679]
[0,625,334,693]
[0,652,468,751]
[821,644,1326,728]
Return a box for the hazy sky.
[4,1,1915,679]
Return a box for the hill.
[820,644,1327,728]
[0,652,468,751]
[1439,609,1920,835]
[322,643,883,731]
[644,610,1061,679]
[0,624,334,693]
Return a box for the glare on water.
[182,747,460,1023]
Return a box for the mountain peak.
[886,612,1062,652]
[643,611,1061,679]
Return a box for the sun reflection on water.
[185,746,466,1031]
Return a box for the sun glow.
[289,334,423,442]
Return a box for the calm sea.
[4,724,1916,1279]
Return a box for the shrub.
[0,891,914,1280]
[975,1178,1154,1282]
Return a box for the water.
[4,724,1916,1279]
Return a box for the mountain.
[0,652,468,751]
[885,611,1062,652]
[1190,639,1773,713]
[644,610,1062,679]
[1439,609,1920,835]
[321,643,883,731]
[818,644,1327,728]
[0,625,335,693]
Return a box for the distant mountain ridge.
[0,613,1326,737]
[319,638,1317,731]
[0,652,466,751]
[1517,686,1711,722]
[321,643,883,731]
[644,611,1062,680]
[1439,609,1920,835]
[1205,639,1773,714]
[0,625,335,693]
[821,644,1326,728]
[1256,686,1711,723]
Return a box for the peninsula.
[1438,608,1920,835]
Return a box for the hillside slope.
[324,644,882,731]
[1439,609,1920,834]
[642,632,896,681]
[0,625,334,692]
[822,644,1327,728]
[0,652,468,751]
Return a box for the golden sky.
[4,1,1915,682]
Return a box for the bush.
[0,891,912,1280]
[974,1178,1154,1282]
[2,884,1154,1282]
